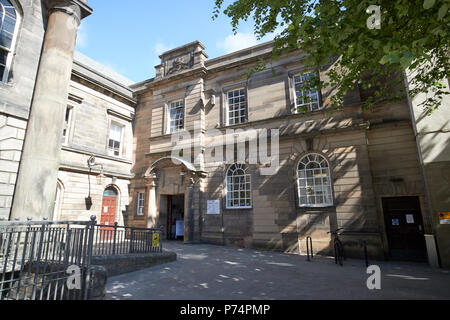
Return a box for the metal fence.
[0,217,163,300]
[92,223,163,256]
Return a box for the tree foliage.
[213,0,449,114]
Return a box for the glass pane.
[0,49,6,65]
[3,16,16,34]
[0,32,12,49]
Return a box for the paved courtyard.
[106,242,450,300]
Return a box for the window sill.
[225,206,253,210]
[299,204,334,208]
[291,107,324,115]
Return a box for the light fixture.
[96,169,106,185]
[86,156,105,210]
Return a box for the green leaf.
[400,57,413,69]
[379,55,390,65]
[423,0,436,10]
[387,53,400,64]
[438,4,448,20]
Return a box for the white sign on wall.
[207,200,221,215]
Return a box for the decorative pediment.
[155,41,208,79]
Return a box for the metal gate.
[0,217,96,300]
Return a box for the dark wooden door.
[382,197,427,262]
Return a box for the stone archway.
[144,156,207,243]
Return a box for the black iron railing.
[92,223,163,256]
[0,217,162,300]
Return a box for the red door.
[100,196,117,240]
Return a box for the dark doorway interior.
[166,195,185,241]
[382,196,427,262]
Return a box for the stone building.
[0,1,448,267]
[128,40,449,267]
[0,0,136,226]
[55,51,136,225]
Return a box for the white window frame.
[136,192,145,216]
[107,121,125,158]
[0,0,21,83]
[226,88,247,126]
[292,72,321,113]
[61,105,74,146]
[226,163,252,209]
[167,99,185,134]
[297,153,334,208]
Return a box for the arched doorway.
[144,156,206,243]
[101,186,118,226]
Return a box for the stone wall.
[0,0,45,219]
[0,115,26,219]
[91,252,177,277]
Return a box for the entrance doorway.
[382,197,427,262]
[101,187,117,227]
[163,195,185,241]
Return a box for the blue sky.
[76,0,279,83]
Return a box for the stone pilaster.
[184,171,207,243]
[10,1,92,220]
[145,174,159,229]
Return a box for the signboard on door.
[207,200,220,215]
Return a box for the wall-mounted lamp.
[210,95,216,106]
[86,156,105,210]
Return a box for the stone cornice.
[142,67,208,92]
[45,0,93,25]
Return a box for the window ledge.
[225,207,253,210]
[299,204,334,208]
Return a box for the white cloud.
[216,32,259,54]
[216,28,284,55]
[151,42,174,70]
[76,21,88,49]
[154,42,173,56]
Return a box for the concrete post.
[10,1,92,220]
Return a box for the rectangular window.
[293,73,321,113]
[136,192,145,216]
[108,122,124,157]
[227,88,247,125]
[61,106,73,145]
[168,100,184,133]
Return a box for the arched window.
[226,164,251,209]
[103,187,118,197]
[0,0,19,82]
[297,153,333,207]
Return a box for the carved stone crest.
[166,54,194,76]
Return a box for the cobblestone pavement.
[106,241,450,300]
